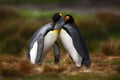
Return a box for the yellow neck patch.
[59,13,62,17]
[53,30,60,34]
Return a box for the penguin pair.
[27,13,91,68]
[27,13,64,64]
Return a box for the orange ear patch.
[65,16,70,21]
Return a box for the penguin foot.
[76,64,82,68]
[83,64,91,69]
[79,65,92,73]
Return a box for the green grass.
[110,33,120,40]
[78,14,93,21]
[17,9,80,19]
[17,9,92,23]
[17,10,54,19]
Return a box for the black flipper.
[53,41,60,64]
[35,34,44,64]
[27,43,31,60]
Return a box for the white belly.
[60,29,82,67]
[43,30,58,53]
[39,30,59,64]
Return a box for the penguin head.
[53,12,65,30]
[52,12,62,23]
[65,15,74,24]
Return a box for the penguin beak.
[54,17,65,30]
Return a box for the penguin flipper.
[35,35,44,64]
[53,41,60,64]
[72,28,91,66]
[27,45,31,60]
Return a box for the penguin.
[27,13,64,65]
[60,15,91,68]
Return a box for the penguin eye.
[59,13,62,17]
[65,16,70,21]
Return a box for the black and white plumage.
[60,15,91,67]
[27,13,64,65]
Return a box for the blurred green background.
[0,0,120,55]
[0,0,120,80]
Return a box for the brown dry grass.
[29,52,120,76]
[0,54,33,76]
[1,51,119,77]
[1,47,119,79]
[100,40,120,56]
[95,12,120,26]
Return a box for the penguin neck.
[51,22,55,30]
[66,22,76,27]
[52,22,61,34]
[72,23,77,27]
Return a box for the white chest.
[43,30,58,52]
[60,29,82,67]
[60,29,74,52]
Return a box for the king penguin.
[60,15,91,68]
[27,13,64,65]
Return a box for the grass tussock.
[64,54,74,65]
[0,54,33,77]
[38,64,66,73]
[91,53,120,73]
[100,40,120,56]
